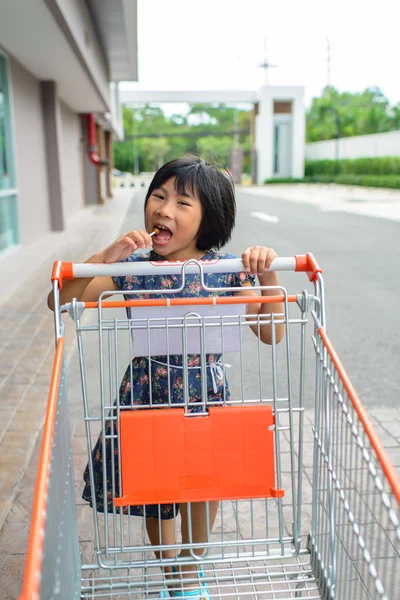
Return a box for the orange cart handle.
[51,254,322,287]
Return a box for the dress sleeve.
[112,273,124,289]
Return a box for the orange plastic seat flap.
[114,405,284,507]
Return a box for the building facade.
[0,0,137,257]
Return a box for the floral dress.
[82,250,255,518]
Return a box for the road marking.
[250,211,279,224]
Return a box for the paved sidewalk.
[0,189,134,599]
[0,187,399,599]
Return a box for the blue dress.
[82,250,254,517]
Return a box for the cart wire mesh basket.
[19,254,400,600]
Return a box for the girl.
[48,155,284,599]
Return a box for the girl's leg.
[146,516,177,577]
[179,501,219,589]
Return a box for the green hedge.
[263,174,400,189]
[305,157,400,177]
[263,178,305,184]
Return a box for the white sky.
[121,0,400,113]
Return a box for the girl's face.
[145,177,203,260]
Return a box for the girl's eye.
[153,194,164,200]
[178,201,190,206]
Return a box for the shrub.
[263,174,400,189]
[263,178,305,184]
[305,157,400,177]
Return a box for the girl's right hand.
[99,230,153,264]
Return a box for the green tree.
[196,136,232,165]
[390,103,400,130]
[113,142,133,172]
[139,138,171,170]
[306,86,397,142]
[114,103,253,174]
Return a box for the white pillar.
[255,87,274,184]
[291,90,306,178]
[255,86,305,184]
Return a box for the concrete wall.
[306,130,400,160]
[60,102,84,220]
[9,57,50,245]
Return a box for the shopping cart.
[19,254,400,600]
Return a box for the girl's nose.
[156,201,174,219]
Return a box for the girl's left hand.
[241,246,278,280]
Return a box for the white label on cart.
[127,304,247,357]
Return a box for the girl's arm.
[235,246,285,345]
[47,229,152,311]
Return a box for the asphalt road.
[230,187,400,409]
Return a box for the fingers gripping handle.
[51,254,322,285]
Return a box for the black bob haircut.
[144,155,236,251]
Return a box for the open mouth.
[153,224,173,245]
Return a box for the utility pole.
[257,38,277,86]
[326,37,332,98]
[325,37,340,170]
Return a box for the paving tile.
[0,554,26,600]
[73,451,90,475]
[72,434,90,455]
[380,421,400,440]
[0,430,38,454]
[12,484,34,516]
[77,504,96,543]
[369,408,400,423]
[5,500,32,524]
[281,472,313,506]
[367,423,399,446]
[353,557,397,599]
[0,408,15,436]
[75,480,87,506]
[0,496,11,530]
[80,540,95,565]
[0,453,27,496]
[0,521,30,555]
[383,446,400,467]
[7,409,44,432]
[19,393,48,412]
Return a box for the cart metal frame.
[19,254,400,600]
